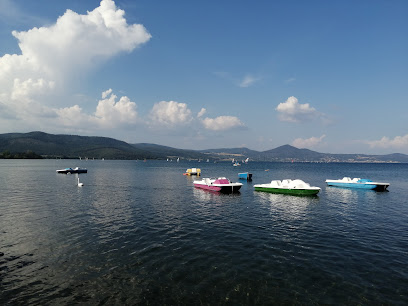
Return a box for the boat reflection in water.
[255,191,319,222]
[192,187,222,201]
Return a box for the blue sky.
[0,0,407,153]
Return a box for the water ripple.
[1,160,407,304]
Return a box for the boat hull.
[56,168,87,174]
[194,184,242,193]
[326,182,389,191]
[194,184,221,192]
[184,168,201,176]
[254,186,320,196]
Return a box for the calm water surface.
[0,160,407,305]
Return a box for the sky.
[0,0,407,154]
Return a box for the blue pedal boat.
[325,177,389,191]
[238,172,252,181]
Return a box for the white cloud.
[239,75,260,88]
[149,101,193,126]
[197,108,207,118]
[367,134,408,149]
[201,116,245,131]
[56,105,91,126]
[276,96,322,123]
[292,135,326,149]
[0,0,151,127]
[102,88,113,99]
[9,0,151,81]
[94,90,139,127]
[11,78,55,102]
[55,89,139,129]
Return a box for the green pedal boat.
[254,179,320,196]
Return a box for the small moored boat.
[184,168,201,176]
[325,177,389,191]
[254,179,320,196]
[194,177,243,193]
[238,172,252,181]
[56,167,87,174]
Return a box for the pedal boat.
[254,179,320,196]
[193,177,242,193]
[325,177,389,191]
[56,167,87,174]
[184,168,201,176]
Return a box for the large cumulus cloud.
[0,0,246,140]
[0,0,150,129]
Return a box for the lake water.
[0,160,407,305]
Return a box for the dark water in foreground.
[0,160,407,305]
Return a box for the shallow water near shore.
[1,159,407,304]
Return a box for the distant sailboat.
[177,158,180,162]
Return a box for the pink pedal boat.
[193,177,243,193]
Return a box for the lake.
[0,160,407,305]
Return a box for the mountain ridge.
[0,131,407,163]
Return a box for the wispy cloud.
[239,75,261,88]
[292,135,326,149]
[201,116,245,131]
[197,108,206,118]
[0,0,45,26]
[366,134,408,150]
[284,77,296,84]
[214,71,261,88]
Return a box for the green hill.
[1,132,407,162]
[0,132,211,160]
[0,132,158,159]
